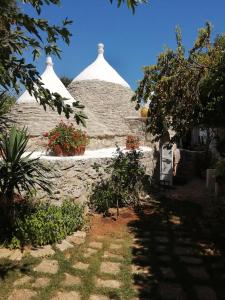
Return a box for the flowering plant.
[126,135,140,150]
[47,121,89,156]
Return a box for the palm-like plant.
[0,127,52,228]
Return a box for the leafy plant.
[132,23,225,142]
[47,121,89,155]
[2,199,84,248]
[0,126,52,228]
[90,147,146,217]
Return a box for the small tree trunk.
[116,198,119,219]
[3,190,15,230]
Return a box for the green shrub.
[90,147,146,217]
[1,199,84,248]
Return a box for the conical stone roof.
[68,43,138,140]
[6,57,77,137]
[72,43,130,88]
[17,56,75,104]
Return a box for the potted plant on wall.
[46,121,89,156]
[126,135,140,150]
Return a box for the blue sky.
[23,0,225,90]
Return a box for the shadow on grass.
[128,194,225,300]
[0,259,36,281]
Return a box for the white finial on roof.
[17,56,75,104]
[46,56,53,67]
[72,43,131,88]
[98,43,104,55]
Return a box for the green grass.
[0,229,136,300]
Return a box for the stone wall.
[36,150,156,205]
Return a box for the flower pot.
[53,145,63,156]
[126,143,139,150]
[74,145,86,156]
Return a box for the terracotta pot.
[126,143,140,150]
[53,145,63,156]
[74,145,86,156]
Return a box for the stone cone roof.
[17,56,75,104]
[72,43,130,88]
[68,80,137,137]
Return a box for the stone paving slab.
[96,278,121,289]
[158,255,172,262]
[174,246,195,256]
[8,289,37,300]
[51,291,81,300]
[109,243,122,250]
[29,245,55,258]
[89,241,103,249]
[194,285,218,300]
[73,231,86,239]
[84,248,98,258]
[0,248,11,259]
[100,261,121,274]
[187,266,210,280]
[9,249,23,261]
[13,275,32,286]
[62,273,81,286]
[32,277,50,288]
[66,236,85,245]
[160,267,176,280]
[158,283,186,300]
[73,262,89,270]
[89,295,111,300]
[34,259,59,274]
[169,215,181,225]
[155,245,167,253]
[56,240,74,252]
[155,236,169,243]
[179,256,203,265]
[103,251,123,260]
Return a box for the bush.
[0,199,84,248]
[90,147,146,217]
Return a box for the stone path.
[3,196,225,300]
[4,230,126,300]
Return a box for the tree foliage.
[132,22,225,141]
[60,76,73,88]
[110,0,148,12]
[0,0,86,125]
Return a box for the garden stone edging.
[0,230,87,261]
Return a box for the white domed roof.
[72,43,130,88]
[17,57,75,104]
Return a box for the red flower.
[42,132,49,137]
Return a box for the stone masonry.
[36,150,155,204]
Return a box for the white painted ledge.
[26,146,152,161]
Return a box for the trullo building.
[8,43,138,150]
[68,43,138,148]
